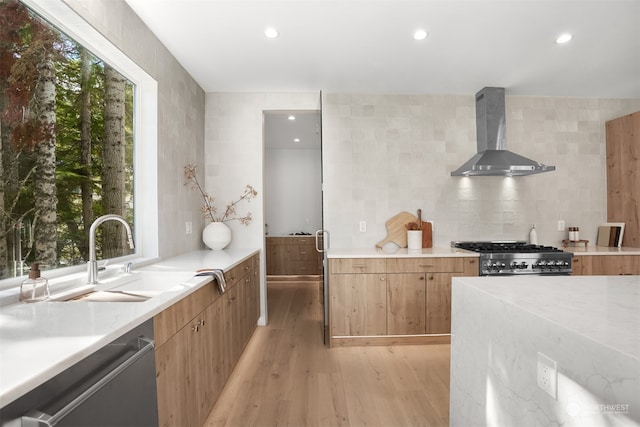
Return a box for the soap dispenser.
[19,263,50,303]
[529,224,538,245]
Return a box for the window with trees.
[1,0,135,280]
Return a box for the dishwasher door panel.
[0,320,158,427]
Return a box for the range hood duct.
[451,87,555,176]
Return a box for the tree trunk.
[79,47,93,261]
[33,52,58,266]
[102,65,126,258]
[0,96,21,278]
[0,108,6,277]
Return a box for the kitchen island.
[0,248,259,410]
[450,275,639,426]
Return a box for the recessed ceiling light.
[413,29,428,40]
[288,115,295,121]
[555,33,573,44]
[293,138,300,143]
[265,28,279,39]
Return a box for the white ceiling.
[125,0,640,98]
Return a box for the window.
[0,0,158,285]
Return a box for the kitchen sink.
[62,290,155,302]
[49,271,192,302]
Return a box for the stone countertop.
[450,274,640,425]
[0,248,259,408]
[565,245,640,256]
[327,247,478,258]
[452,275,640,360]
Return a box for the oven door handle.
[21,336,155,427]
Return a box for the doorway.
[263,110,325,338]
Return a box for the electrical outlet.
[185,221,193,235]
[557,220,565,231]
[537,352,558,399]
[359,221,366,232]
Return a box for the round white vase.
[203,222,231,250]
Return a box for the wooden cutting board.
[376,211,417,248]
[421,221,433,248]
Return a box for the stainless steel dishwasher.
[0,319,158,427]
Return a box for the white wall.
[321,94,640,248]
[204,92,321,324]
[265,148,322,236]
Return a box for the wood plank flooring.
[204,280,450,427]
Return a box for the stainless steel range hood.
[451,87,555,176]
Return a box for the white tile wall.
[322,94,640,248]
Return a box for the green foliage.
[1,0,135,278]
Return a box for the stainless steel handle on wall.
[315,229,329,253]
[21,336,155,427]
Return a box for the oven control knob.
[519,262,528,269]
[510,261,519,269]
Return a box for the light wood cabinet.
[328,256,477,346]
[571,255,640,275]
[266,236,322,275]
[606,111,640,248]
[155,286,223,427]
[155,253,260,427]
[426,272,458,334]
[387,273,425,335]
[330,273,387,336]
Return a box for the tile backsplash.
[322,94,640,248]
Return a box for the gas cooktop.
[453,241,565,253]
[452,241,572,276]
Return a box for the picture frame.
[597,222,625,247]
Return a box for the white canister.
[407,230,423,250]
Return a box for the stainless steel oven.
[452,241,572,276]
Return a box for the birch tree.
[32,35,58,266]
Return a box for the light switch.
[186,221,193,235]
[359,221,366,232]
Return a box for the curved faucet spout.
[88,214,135,284]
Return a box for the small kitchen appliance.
[452,241,572,276]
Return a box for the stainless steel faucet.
[88,214,135,284]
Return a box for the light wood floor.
[204,280,451,427]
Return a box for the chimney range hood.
[451,87,555,176]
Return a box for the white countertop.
[452,275,640,360]
[0,248,258,408]
[327,247,478,258]
[565,245,640,256]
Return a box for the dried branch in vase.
[184,164,257,224]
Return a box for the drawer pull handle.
[419,264,434,268]
[353,264,367,268]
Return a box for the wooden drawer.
[154,284,218,347]
[292,237,314,246]
[386,257,464,273]
[225,257,253,288]
[330,258,387,274]
[290,244,317,260]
